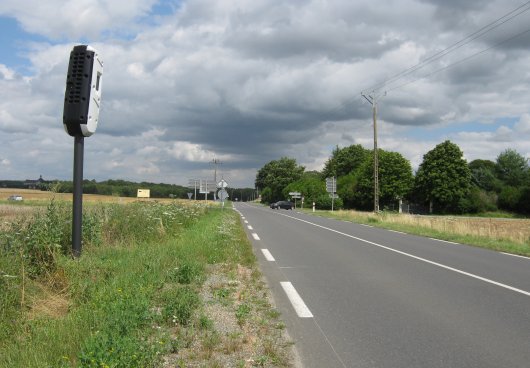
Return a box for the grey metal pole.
[72,135,84,258]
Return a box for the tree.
[282,171,326,205]
[495,149,529,187]
[414,140,472,213]
[322,144,370,178]
[469,159,502,192]
[355,150,414,210]
[255,157,305,203]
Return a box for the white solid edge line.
[501,252,530,260]
[280,282,314,318]
[252,233,260,240]
[248,225,253,230]
[277,212,530,297]
[261,248,276,261]
[429,238,459,245]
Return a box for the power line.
[312,1,530,125]
[363,0,530,92]
[387,25,530,92]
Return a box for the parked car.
[7,195,23,201]
[270,202,279,209]
[275,201,294,210]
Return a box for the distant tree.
[495,149,529,187]
[282,172,326,205]
[517,186,530,214]
[337,172,360,209]
[414,141,471,213]
[355,150,414,210]
[322,144,370,178]
[259,187,273,204]
[498,186,521,212]
[469,159,502,192]
[255,157,305,203]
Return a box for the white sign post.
[325,177,337,212]
[289,191,301,209]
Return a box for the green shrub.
[315,194,343,210]
[498,186,521,211]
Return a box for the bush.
[516,186,530,214]
[315,194,343,210]
[498,186,521,211]
[459,187,498,214]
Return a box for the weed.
[167,259,204,285]
[235,303,251,325]
[201,331,221,358]
[162,286,200,326]
[198,314,214,330]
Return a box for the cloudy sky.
[1,0,529,188]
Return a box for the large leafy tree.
[469,159,501,192]
[414,140,471,213]
[255,157,305,203]
[354,150,414,210]
[495,149,529,187]
[322,144,370,178]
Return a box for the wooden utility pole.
[361,91,385,213]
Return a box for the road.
[233,202,530,368]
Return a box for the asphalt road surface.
[233,202,530,368]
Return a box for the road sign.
[326,177,337,193]
[188,178,200,188]
[199,179,215,194]
[329,193,339,199]
[218,179,228,188]
[187,192,193,199]
[289,192,301,196]
[218,189,229,201]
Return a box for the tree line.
[255,141,530,215]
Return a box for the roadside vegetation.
[256,141,530,216]
[302,209,530,257]
[0,197,293,367]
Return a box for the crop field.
[0,188,180,204]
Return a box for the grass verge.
[300,209,530,257]
[1,200,293,367]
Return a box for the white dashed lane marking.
[281,282,313,318]
[261,249,275,261]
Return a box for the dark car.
[275,201,294,210]
[270,202,279,209]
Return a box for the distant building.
[24,175,46,189]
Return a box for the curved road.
[233,202,530,368]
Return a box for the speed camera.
[63,45,103,137]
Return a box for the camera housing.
[63,45,103,137]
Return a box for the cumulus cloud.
[0,0,159,40]
[1,0,529,186]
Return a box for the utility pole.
[211,158,222,200]
[361,90,385,213]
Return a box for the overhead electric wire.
[311,1,530,124]
[363,0,530,93]
[387,25,530,92]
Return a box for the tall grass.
[307,209,530,256]
[0,199,234,367]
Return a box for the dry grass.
[0,188,186,204]
[332,210,530,245]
